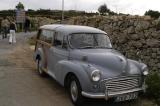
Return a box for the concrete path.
[0,32,154,106]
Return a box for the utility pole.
[62,0,64,23]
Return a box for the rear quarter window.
[40,29,54,44]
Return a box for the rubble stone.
[66,15,160,71]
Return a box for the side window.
[45,31,54,44]
[39,30,45,41]
[54,32,63,48]
[40,30,54,44]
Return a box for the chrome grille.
[105,76,140,93]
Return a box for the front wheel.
[36,59,47,77]
[69,76,84,106]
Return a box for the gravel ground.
[0,32,156,106]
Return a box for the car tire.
[68,75,84,106]
[36,59,47,77]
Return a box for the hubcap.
[70,81,78,102]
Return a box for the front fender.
[127,59,146,75]
[55,60,95,92]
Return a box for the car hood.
[70,49,129,77]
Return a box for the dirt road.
[0,32,155,106]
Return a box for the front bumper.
[82,87,145,100]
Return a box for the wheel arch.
[64,72,78,89]
[57,60,92,92]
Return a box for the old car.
[34,24,148,105]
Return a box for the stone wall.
[0,16,56,30]
[67,16,160,71]
[29,17,56,29]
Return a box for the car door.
[48,32,69,80]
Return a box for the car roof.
[40,24,107,35]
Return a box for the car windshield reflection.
[68,33,112,49]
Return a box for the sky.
[0,0,160,15]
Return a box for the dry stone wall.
[67,16,160,71]
[29,17,56,29]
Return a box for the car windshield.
[68,33,112,49]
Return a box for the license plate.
[115,92,138,102]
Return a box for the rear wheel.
[36,59,47,77]
[68,75,84,106]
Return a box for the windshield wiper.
[79,46,95,49]
[95,46,112,49]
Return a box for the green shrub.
[144,10,160,19]
[146,72,160,105]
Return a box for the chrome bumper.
[82,92,105,99]
[82,87,145,100]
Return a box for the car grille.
[104,76,140,93]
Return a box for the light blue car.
[34,24,148,105]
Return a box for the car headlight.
[142,66,149,76]
[91,70,101,82]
